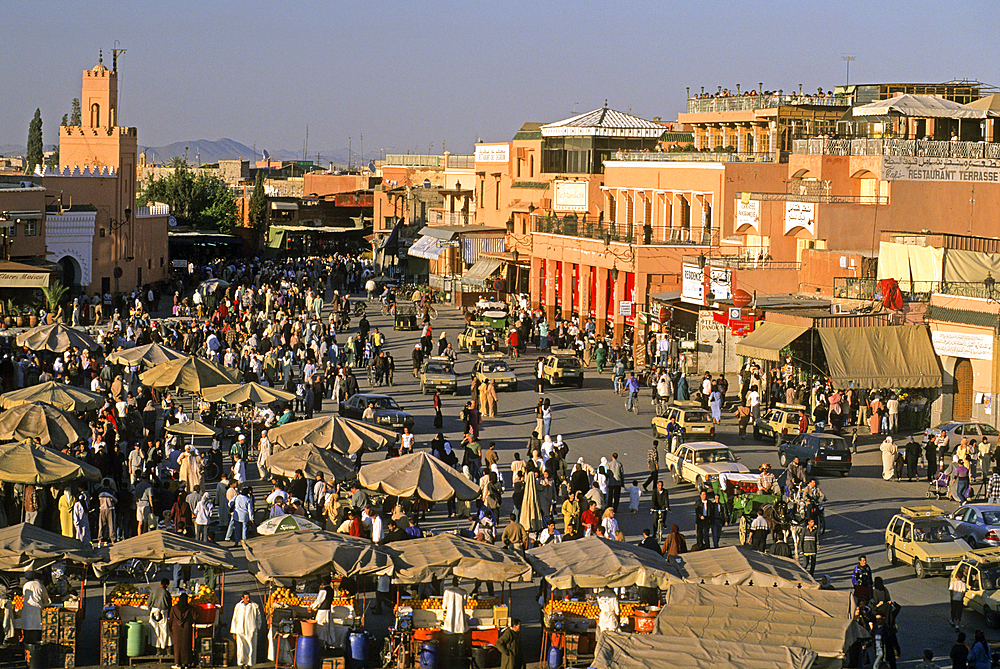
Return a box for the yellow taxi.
[885,505,971,579]
[951,548,1000,628]
[753,403,809,442]
[458,320,493,354]
[420,356,458,395]
[542,349,584,388]
[472,352,518,391]
[652,400,715,442]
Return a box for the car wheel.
[914,560,927,579]
[653,425,660,437]
[420,384,427,395]
[967,536,978,549]
[986,607,1000,629]
[806,460,813,474]
[753,428,761,440]
[778,452,788,467]
[886,544,895,565]
[577,379,584,388]
[840,470,849,477]
[695,475,704,490]
[670,468,680,485]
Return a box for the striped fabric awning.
[462,236,506,265]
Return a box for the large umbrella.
[94,530,236,577]
[202,382,295,405]
[197,279,230,295]
[15,323,98,352]
[242,530,393,585]
[266,444,354,481]
[0,441,100,485]
[388,533,532,584]
[0,523,97,571]
[0,401,89,446]
[0,381,103,411]
[165,420,220,437]
[140,356,238,393]
[519,470,544,533]
[268,415,397,455]
[527,535,680,590]
[358,452,479,502]
[108,343,187,367]
[256,514,322,536]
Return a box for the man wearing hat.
[230,592,262,669]
[757,463,775,494]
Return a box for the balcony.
[532,214,717,246]
[383,154,476,169]
[793,138,1000,159]
[686,94,851,114]
[833,277,997,302]
[608,151,782,164]
[686,251,800,271]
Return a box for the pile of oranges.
[405,597,499,610]
[109,584,150,607]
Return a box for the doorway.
[954,358,973,421]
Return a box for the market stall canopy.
[165,420,220,437]
[266,444,355,481]
[662,582,852,619]
[108,343,187,367]
[664,545,818,589]
[16,323,98,353]
[852,94,987,119]
[242,530,393,585]
[0,401,89,446]
[817,325,942,388]
[257,514,322,536]
[0,381,104,412]
[0,441,100,484]
[389,533,531,584]
[202,382,296,405]
[527,535,679,590]
[592,632,818,669]
[197,278,230,295]
[358,452,479,502]
[967,94,1000,117]
[94,530,236,576]
[268,415,397,455]
[139,356,239,393]
[733,322,808,362]
[0,522,97,571]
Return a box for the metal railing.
[747,191,889,205]
[793,138,1000,159]
[686,94,851,114]
[532,214,717,246]
[446,155,476,169]
[833,277,998,302]
[685,252,799,271]
[428,210,474,226]
[385,154,442,167]
[608,151,782,163]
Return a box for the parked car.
[542,349,584,388]
[885,504,970,579]
[753,403,809,442]
[923,422,1000,454]
[338,393,414,430]
[652,401,715,442]
[778,433,852,476]
[948,505,1000,548]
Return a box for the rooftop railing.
[793,138,1000,159]
[608,151,782,163]
[532,214,718,246]
[833,277,998,302]
[686,94,851,114]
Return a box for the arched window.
[90,103,100,128]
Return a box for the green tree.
[137,165,238,232]
[24,109,43,175]
[70,98,81,126]
[61,113,69,127]
[42,279,69,312]
[248,171,267,234]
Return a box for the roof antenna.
[604,99,608,108]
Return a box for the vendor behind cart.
[309,575,337,647]
[20,570,49,644]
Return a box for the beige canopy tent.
[242,530,394,585]
[664,545,818,589]
[16,323,98,352]
[108,343,187,367]
[733,322,808,362]
[94,530,236,576]
[265,444,355,481]
[0,401,88,446]
[817,325,942,388]
[389,533,531,584]
[165,420,221,437]
[0,381,103,411]
[662,582,851,619]
[0,523,97,571]
[202,382,296,405]
[592,632,818,669]
[0,441,100,484]
[358,452,479,501]
[139,356,239,393]
[269,415,397,455]
[852,94,986,119]
[527,535,679,590]
[967,94,1000,117]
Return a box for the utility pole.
[841,54,856,86]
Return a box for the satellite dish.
[423,179,432,189]
[168,216,178,227]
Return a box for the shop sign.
[710,267,732,301]
[553,180,589,212]
[784,202,815,235]
[681,263,704,305]
[618,301,634,317]
[931,330,994,360]
[475,145,509,163]
[735,199,760,232]
[882,156,1000,183]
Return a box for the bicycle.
[353,302,367,317]
[380,301,395,317]
[367,364,377,387]
[652,508,668,543]
[626,391,640,415]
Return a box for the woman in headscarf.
[561,490,580,533]
[171,490,193,536]
[178,446,201,493]
[709,385,723,424]
[169,592,195,669]
[880,436,898,481]
[433,390,444,429]
[483,379,498,418]
[570,460,590,499]
[661,524,688,556]
[596,458,609,497]
[72,493,91,545]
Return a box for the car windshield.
[983,512,1000,525]
[913,523,958,543]
[426,363,453,375]
[368,397,401,410]
[684,411,712,423]
[694,449,737,464]
[980,567,1000,590]
[483,361,510,373]
[557,358,580,369]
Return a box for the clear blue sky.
[1,0,996,159]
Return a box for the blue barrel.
[296,635,320,669]
[348,631,370,669]
[548,646,563,669]
[419,642,438,669]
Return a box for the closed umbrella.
[15,323,97,352]
[140,356,238,393]
[202,382,295,405]
[358,452,479,502]
[268,415,398,455]
[266,444,354,481]
[256,514,322,536]
[0,381,103,412]
[108,343,186,367]
[0,441,100,485]
[519,470,544,533]
[0,401,88,446]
